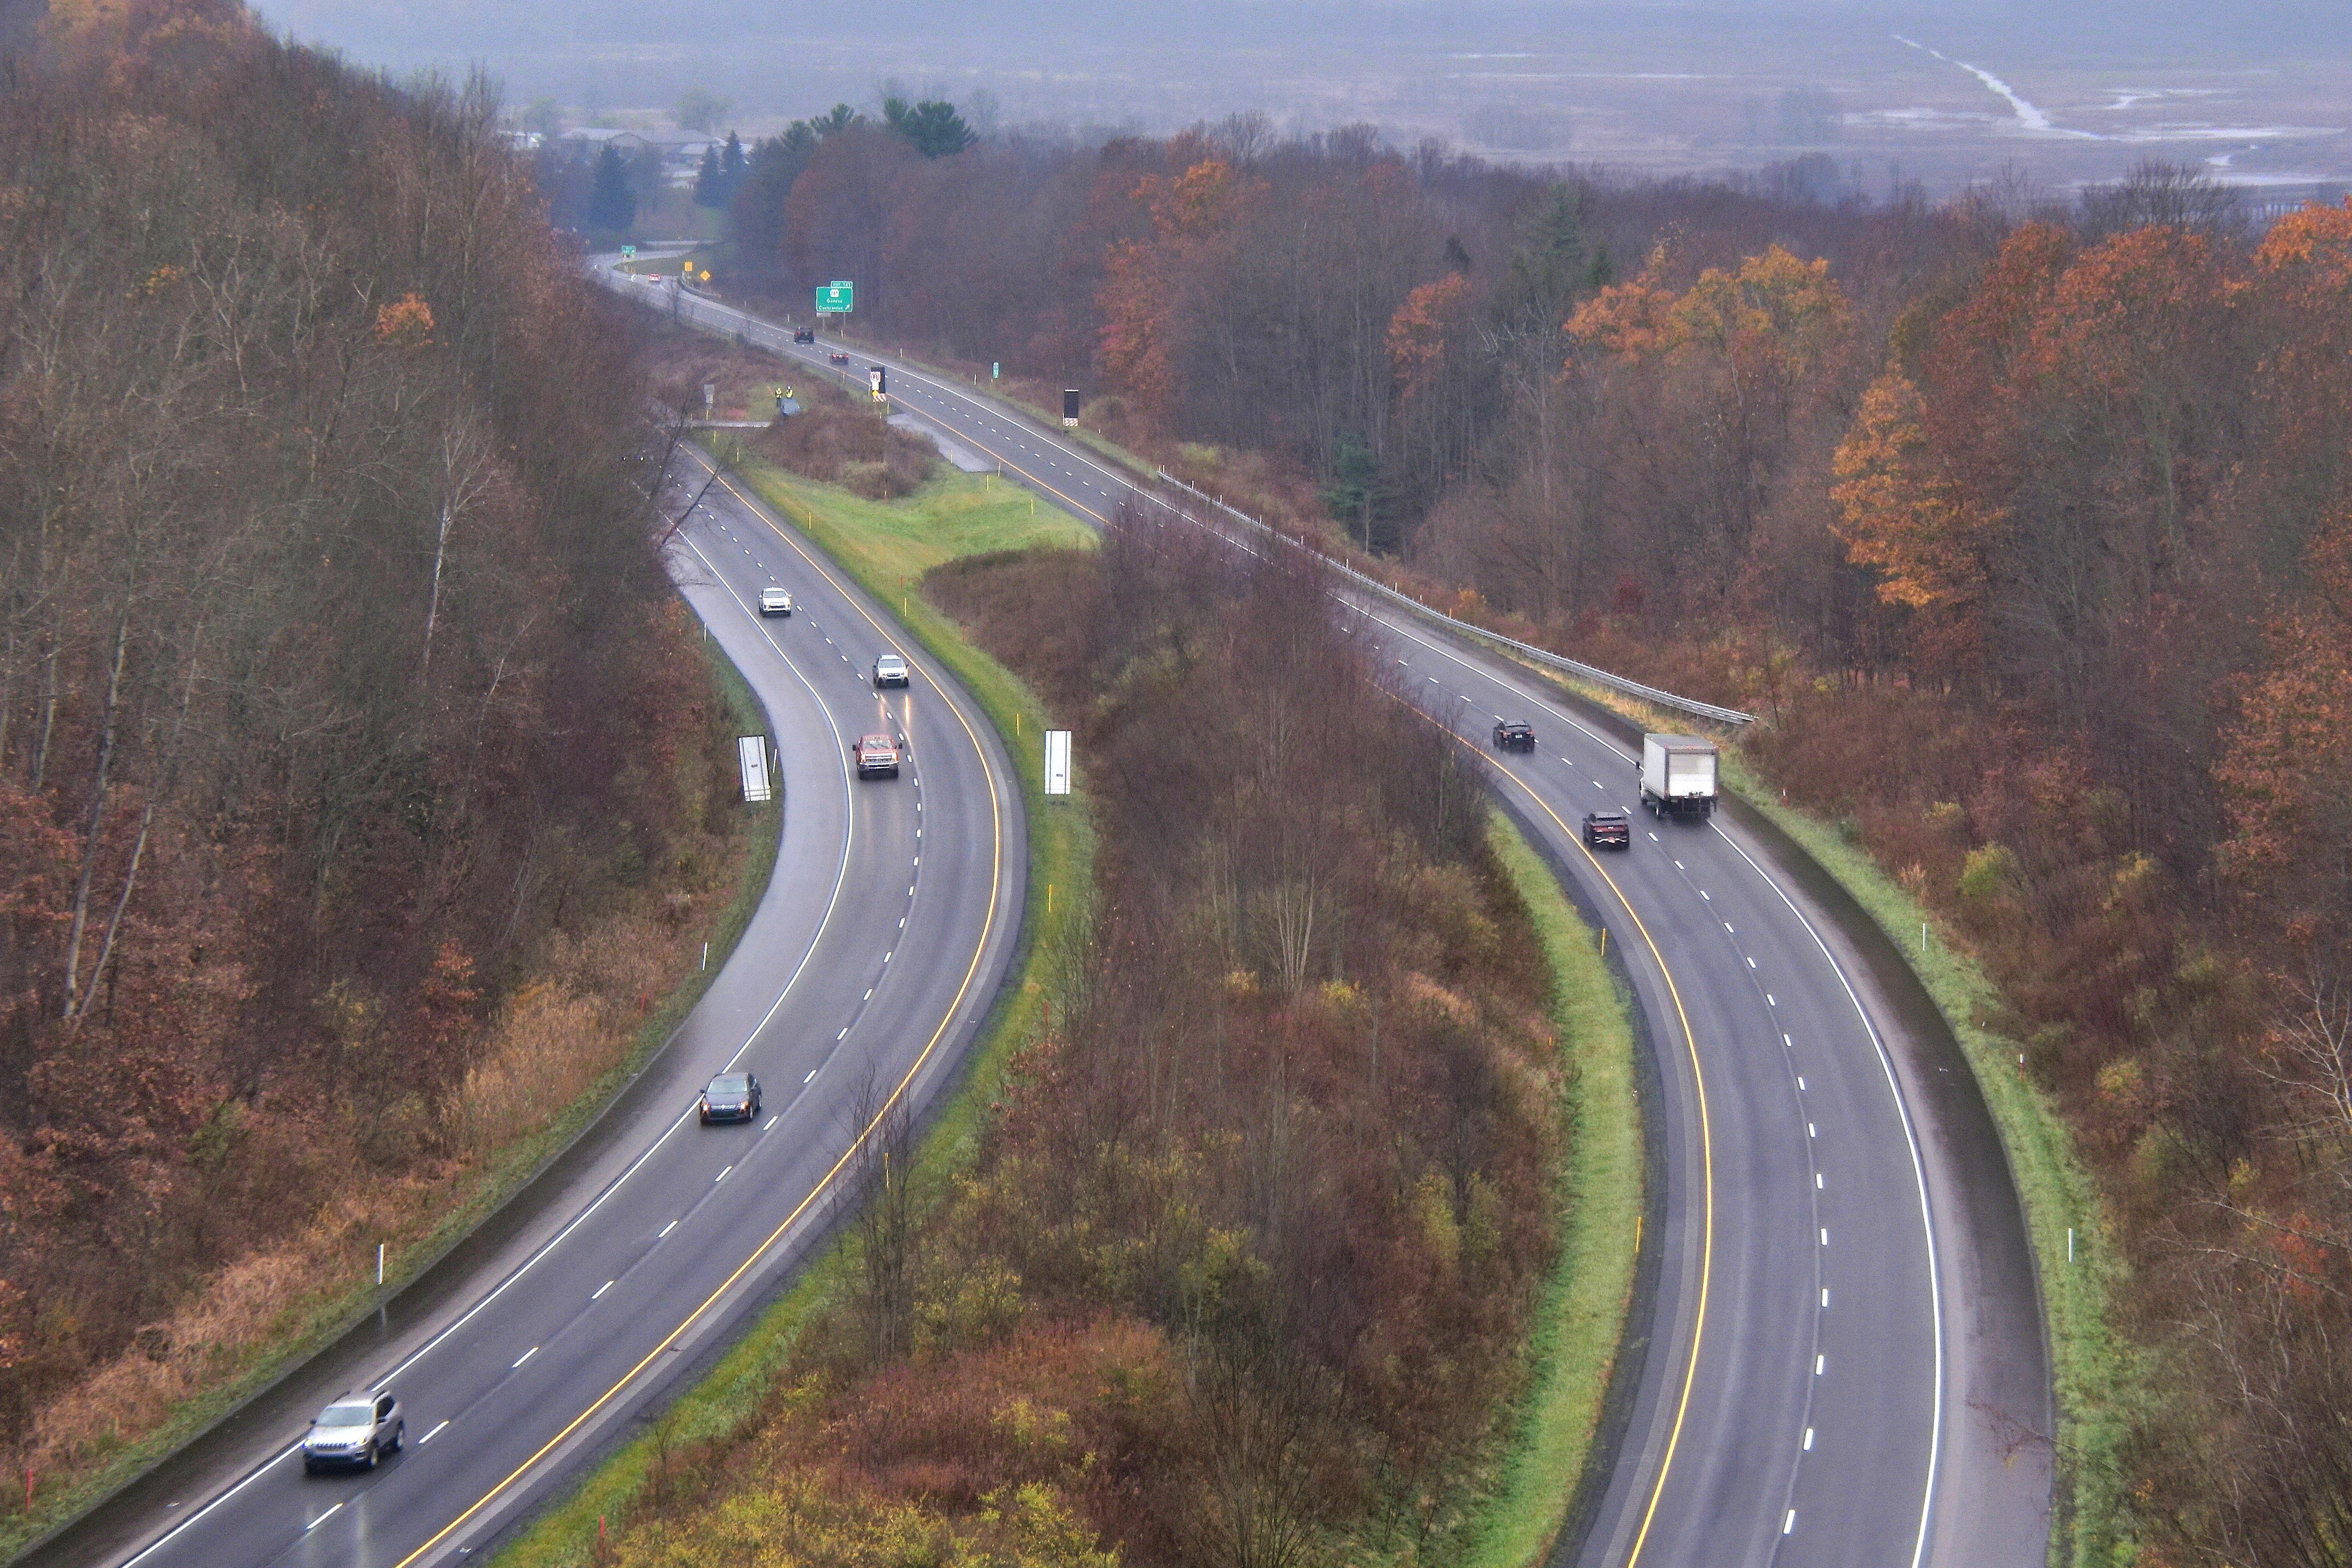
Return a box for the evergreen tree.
[882,96,978,158]
[588,142,636,232]
[692,142,723,208]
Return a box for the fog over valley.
[258,0,2349,195]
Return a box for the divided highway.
[30,441,1026,1568]
[612,265,2054,1568]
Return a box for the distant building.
[551,129,717,189]
[559,127,654,156]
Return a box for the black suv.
[1583,810,1631,850]
[1492,720,1537,752]
[792,327,816,344]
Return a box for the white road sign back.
[738,735,773,803]
[1044,729,1072,797]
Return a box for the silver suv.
[873,653,909,688]
[758,586,793,617]
[303,1389,404,1473]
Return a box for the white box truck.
[1640,734,1719,819]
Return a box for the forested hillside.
[583,516,1569,1568]
[707,115,2352,1558]
[0,0,738,1484]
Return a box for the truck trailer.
[1640,734,1719,819]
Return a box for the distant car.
[792,327,816,344]
[873,653,909,688]
[699,1072,762,1124]
[1583,810,1631,850]
[304,1390,403,1473]
[854,733,901,779]
[758,586,793,617]
[828,350,850,365]
[1493,720,1537,752]
[643,272,662,283]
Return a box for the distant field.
[260,0,2349,196]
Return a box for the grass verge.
[1501,652,2129,1567]
[1709,749,2132,1568]
[2,638,777,1565]
[489,453,1094,1568]
[1455,813,1645,1568]
[690,323,2125,1559]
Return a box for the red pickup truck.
[854,733,901,779]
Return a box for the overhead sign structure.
[737,736,773,803]
[1044,730,1073,798]
[815,280,854,313]
[1062,388,1081,428]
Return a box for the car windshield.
[319,1403,373,1427]
[709,1075,749,1096]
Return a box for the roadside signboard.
[869,365,888,401]
[815,280,854,313]
[1044,730,1072,797]
[737,736,773,803]
[622,245,637,261]
[1062,388,1080,427]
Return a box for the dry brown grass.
[15,893,725,1484]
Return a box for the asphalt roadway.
[27,439,1026,1568]
[614,265,2056,1568]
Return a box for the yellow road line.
[840,367,1714,1565]
[394,460,1012,1568]
[1403,706,1714,1568]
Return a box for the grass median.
[490,455,1094,1568]
[1500,653,2129,1567]
[1455,813,1645,1568]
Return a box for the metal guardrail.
[596,264,1754,728]
[1152,474,1756,727]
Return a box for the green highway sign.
[815,280,854,313]
[621,245,637,261]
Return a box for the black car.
[792,327,816,343]
[1493,720,1537,752]
[828,350,851,366]
[699,1072,762,1124]
[1583,810,1631,850]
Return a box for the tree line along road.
[621,264,2055,1568]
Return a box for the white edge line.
[1708,817,1946,1568]
[123,514,877,1568]
[647,279,1952,1566]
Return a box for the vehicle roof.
[876,652,906,663]
[1645,733,1716,750]
[708,1073,750,1090]
[1499,719,1534,729]
[860,733,896,746]
[1588,808,1628,819]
